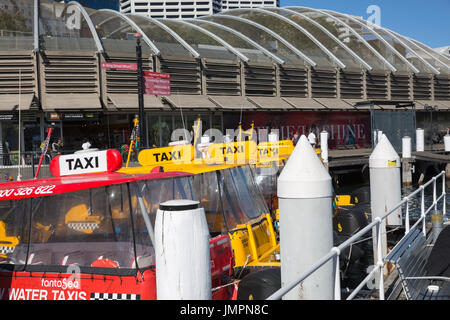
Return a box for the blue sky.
[279,0,450,48]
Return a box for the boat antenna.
[177,94,188,142]
[17,69,22,181]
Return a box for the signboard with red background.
[226,111,371,149]
[144,71,171,96]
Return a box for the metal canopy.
[108,94,169,110]
[43,93,102,110]
[208,95,256,110]
[0,94,34,111]
[247,97,294,109]
[282,97,328,110]
[163,95,219,109]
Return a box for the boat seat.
[385,228,450,300]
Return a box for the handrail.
[267,171,446,300]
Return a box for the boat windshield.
[252,160,286,210]
[192,166,269,234]
[0,176,194,275]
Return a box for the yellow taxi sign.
[257,140,294,161]
[207,141,257,165]
[138,145,194,166]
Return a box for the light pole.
[135,33,147,150]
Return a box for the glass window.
[192,172,227,235]
[0,0,33,51]
[2,122,19,165]
[217,166,269,230]
[160,115,172,147]
[39,0,99,52]
[0,199,30,267]
[147,114,160,148]
[26,186,135,271]
[139,177,195,226]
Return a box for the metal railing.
[267,171,446,300]
[0,152,53,181]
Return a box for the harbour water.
[335,172,450,223]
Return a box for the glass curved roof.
[89,9,154,55]
[186,19,273,64]
[200,15,312,66]
[285,7,395,72]
[322,10,416,73]
[2,1,448,75]
[157,19,239,61]
[262,7,370,71]
[379,27,450,74]
[343,14,438,74]
[221,9,337,68]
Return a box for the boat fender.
[236,267,280,300]
[333,206,369,238]
[350,186,371,204]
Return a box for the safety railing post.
[375,218,385,300]
[332,248,341,300]
[404,197,410,235]
[433,177,437,210]
[421,186,426,236]
[442,171,446,217]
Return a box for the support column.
[278,135,333,300]
[369,134,402,287]
[155,200,211,300]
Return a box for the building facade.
[119,0,279,19]
[0,1,449,160]
[63,0,120,10]
[221,0,279,11]
[120,0,221,18]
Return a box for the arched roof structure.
[29,0,450,75]
[1,0,449,112]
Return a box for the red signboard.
[101,62,138,70]
[143,71,171,96]
[230,111,371,149]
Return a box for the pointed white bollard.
[369,134,402,285]
[278,135,333,300]
[370,134,402,226]
[155,200,211,300]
